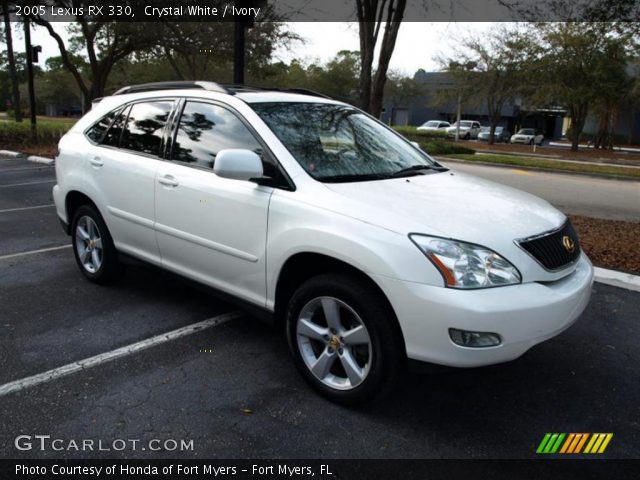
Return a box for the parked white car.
[511,128,545,145]
[53,81,593,404]
[417,120,450,132]
[446,120,482,139]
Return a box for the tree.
[527,22,638,151]
[355,0,407,117]
[29,1,159,111]
[445,27,530,144]
[156,17,297,82]
[1,1,21,120]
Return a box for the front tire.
[71,204,121,284]
[286,274,404,405]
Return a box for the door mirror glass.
[213,149,264,181]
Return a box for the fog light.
[449,328,501,348]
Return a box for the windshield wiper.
[320,173,391,183]
[390,164,448,178]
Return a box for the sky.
[11,22,499,76]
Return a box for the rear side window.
[102,106,130,148]
[171,101,261,169]
[86,108,120,143]
[120,101,173,156]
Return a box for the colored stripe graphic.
[537,433,613,454]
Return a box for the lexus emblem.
[562,235,575,253]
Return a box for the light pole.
[24,17,36,138]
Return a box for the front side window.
[251,102,445,183]
[171,101,261,169]
[120,101,173,156]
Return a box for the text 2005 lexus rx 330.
[53,81,593,404]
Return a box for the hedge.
[0,119,75,146]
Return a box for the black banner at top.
[7,0,640,22]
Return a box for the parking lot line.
[0,310,243,397]
[0,180,56,188]
[0,245,71,261]
[0,204,55,214]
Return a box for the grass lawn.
[445,153,640,179]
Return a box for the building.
[380,70,566,140]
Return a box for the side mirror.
[213,149,263,181]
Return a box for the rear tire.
[71,204,122,284]
[285,273,404,405]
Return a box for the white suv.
[53,81,594,404]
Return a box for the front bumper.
[375,254,594,367]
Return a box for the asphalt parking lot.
[1,155,639,459]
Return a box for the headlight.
[409,234,521,289]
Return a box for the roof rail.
[220,84,333,99]
[113,81,230,96]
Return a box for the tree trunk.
[570,106,588,151]
[356,15,376,113]
[2,2,22,121]
[369,2,405,118]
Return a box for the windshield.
[251,102,444,182]
[422,121,440,127]
[453,121,473,128]
[480,127,490,133]
[518,128,535,135]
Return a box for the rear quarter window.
[85,108,120,143]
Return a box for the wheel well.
[65,191,98,227]
[274,253,404,351]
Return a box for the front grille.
[517,221,581,271]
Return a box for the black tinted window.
[102,106,129,147]
[172,102,261,169]
[86,108,119,143]
[121,101,173,156]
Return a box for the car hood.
[322,170,565,251]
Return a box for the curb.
[594,267,640,293]
[0,150,24,158]
[437,157,640,182]
[27,155,54,166]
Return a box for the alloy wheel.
[74,215,103,273]
[296,296,372,390]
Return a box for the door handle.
[158,174,179,187]
[89,157,103,167]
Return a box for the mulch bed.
[471,141,640,165]
[569,214,640,275]
[1,144,57,158]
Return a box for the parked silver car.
[478,126,511,143]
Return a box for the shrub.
[0,119,75,146]
[393,125,448,141]
[419,140,475,156]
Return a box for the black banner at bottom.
[1,459,640,480]
[2,459,640,480]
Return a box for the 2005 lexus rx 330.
[53,81,594,404]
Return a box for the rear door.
[154,100,274,306]
[92,99,174,265]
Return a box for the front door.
[154,100,273,306]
